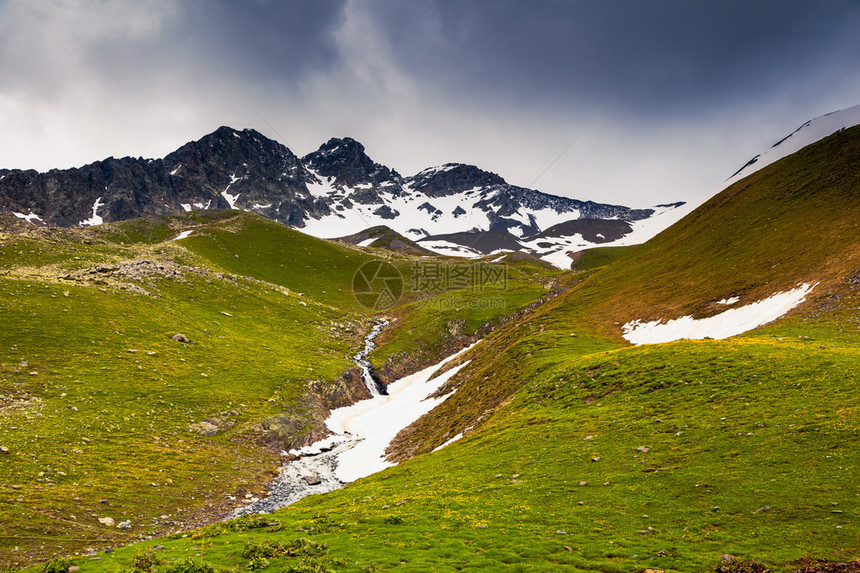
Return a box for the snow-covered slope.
[306,106,860,267]
[516,104,860,269]
[0,127,677,267]
[726,104,860,186]
[297,138,676,267]
[299,143,657,244]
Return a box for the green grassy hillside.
[386,124,860,485]
[0,210,553,568]
[60,327,857,572]
[0,213,368,565]
[177,214,384,310]
[550,125,860,339]
[153,123,860,571]
[5,125,860,571]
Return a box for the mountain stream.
[231,323,477,517]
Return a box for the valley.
[0,115,858,572]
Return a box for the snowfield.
[622,283,816,345]
[79,197,105,227]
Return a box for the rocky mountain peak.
[407,163,506,198]
[165,126,299,173]
[303,137,399,188]
[0,125,683,267]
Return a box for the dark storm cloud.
[86,0,348,89]
[0,0,348,99]
[1,0,858,206]
[367,0,860,115]
[174,0,347,81]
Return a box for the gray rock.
[98,517,115,527]
[171,333,190,343]
[303,475,322,486]
[117,520,131,529]
[188,422,219,436]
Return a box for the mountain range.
[0,127,677,268]
[4,104,860,270]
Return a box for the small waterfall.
[351,320,388,396]
[229,334,478,518]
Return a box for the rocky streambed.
[230,326,478,518]
[231,436,359,516]
[232,320,387,517]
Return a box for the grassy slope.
[572,245,639,272]
[0,211,554,568]
[549,126,860,339]
[69,329,856,572]
[8,127,860,571]
[57,125,860,572]
[0,213,374,565]
[177,214,384,311]
[369,256,571,369]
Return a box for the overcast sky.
[1,0,859,207]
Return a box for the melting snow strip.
[622,283,816,345]
[79,197,105,226]
[13,212,43,223]
[231,341,480,517]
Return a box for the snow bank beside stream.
[327,343,477,482]
[232,341,479,517]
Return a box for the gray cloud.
[0,0,858,208]
[366,0,860,115]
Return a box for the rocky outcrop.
[408,164,505,197]
[302,137,401,190]
[254,368,371,452]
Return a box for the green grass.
[0,211,554,568]
[572,245,638,271]
[546,125,860,341]
[177,213,407,311]
[0,213,371,565]
[4,126,860,571]
[369,257,567,370]
[40,334,856,572]
[0,270,357,564]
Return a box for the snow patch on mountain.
[304,167,337,198]
[221,190,240,209]
[622,283,816,344]
[519,203,693,268]
[79,197,105,227]
[13,211,43,223]
[418,240,484,258]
